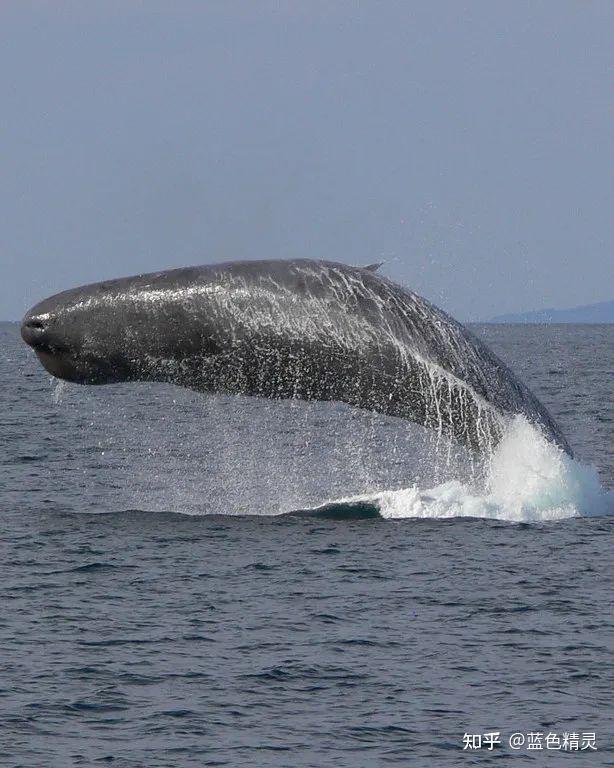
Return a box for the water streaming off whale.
[43,361,611,523]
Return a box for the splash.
[52,378,68,404]
[320,417,612,522]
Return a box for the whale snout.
[21,308,71,354]
[21,291,143,386]
[21,304,84,381]
[21,314,51,350]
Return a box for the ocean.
[1,321,612,766]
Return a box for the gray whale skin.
[21,259,571,455]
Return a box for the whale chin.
[34,349,85,383]
[33,348,139,386]
[34,349,115,386]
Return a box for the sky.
[1,0,613,321]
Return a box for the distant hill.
[488,299,614,324]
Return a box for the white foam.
[336,417,612,522]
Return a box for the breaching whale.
[21,259,571,455]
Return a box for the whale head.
[21,268,222,386]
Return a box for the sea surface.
[1,322,613,766]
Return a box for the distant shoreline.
[484,299,614,324]
[475,320,614,325]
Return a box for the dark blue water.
[1,323,613,765]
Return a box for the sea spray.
[52,378,67,405]
[325,417,611,522]
[485,416,608,519]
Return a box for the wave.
[297,417,613,523]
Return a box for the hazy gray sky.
[1,1,612,320]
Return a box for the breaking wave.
[303,417,612,522]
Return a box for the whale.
[20,258,571,455]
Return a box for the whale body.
[21,259,571,455]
